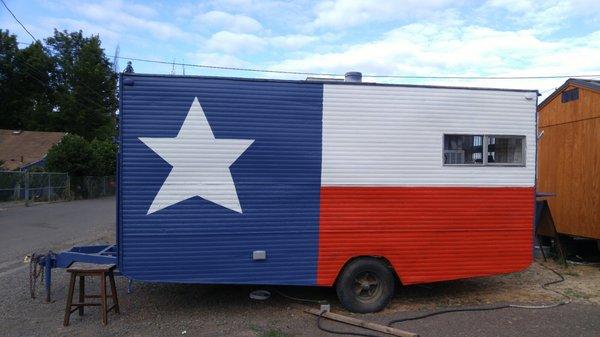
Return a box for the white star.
[139,97,254,214]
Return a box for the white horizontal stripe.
[322,84,536,186]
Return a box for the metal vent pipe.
[344,71,362,82]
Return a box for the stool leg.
[63,273,76,326]
[100,274,108,325]
[78,276,85,316]
[108,271,120,314]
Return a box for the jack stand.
[44,253,52,303]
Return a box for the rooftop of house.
[0,129,66,171]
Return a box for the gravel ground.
[1,198,599,337]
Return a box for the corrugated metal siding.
[322,84,536,186]
[119,75,323,284]
[317,186,534,286]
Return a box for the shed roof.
[538,78,600,109]
[0,129,66,170]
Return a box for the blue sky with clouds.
[2,0,599,96]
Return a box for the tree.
[0,30,55,130]
[46,134,92,176]
[13,42,55,130]
[1,30,24,128]
[88,139,117,176]
[45,30,117,140]
[0,30,18,128]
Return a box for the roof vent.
[344,71,362,83]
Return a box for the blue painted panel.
[119,75,323,285]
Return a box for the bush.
[46,134,92,176]
[89,139,117,176]
[46,134,116,176]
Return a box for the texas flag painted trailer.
[44,72,537,313]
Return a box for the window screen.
[487,136,524,165]
[443,135,484,165]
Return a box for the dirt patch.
[2,259,598,337]
[387,260,600,312]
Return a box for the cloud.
[40,17,121,43]
[205,31,267,54]
[196,11,263,33]
[268,34,319,49]
[479,0,600,35]
[308,0,457,30]
[269,18,600,97]
[203,30,323,54]
[189,52,252,68]
[68,0,190,40]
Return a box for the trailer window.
[486,136,525,165]
[443,135,484,165]
[443,134,526,166]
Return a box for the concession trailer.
[39,72,538,313]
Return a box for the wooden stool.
[63,263,120,326]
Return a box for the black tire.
[335,257,396,313]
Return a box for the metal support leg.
[44,254,52,303]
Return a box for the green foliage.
[46,134,117,176]
[46,134,92,176]
[88,139,117,176]
[0,30,19,128]
[13,41,55,131]
[46,30,117,140]
[0,30,54,130]
[0,29,117,140]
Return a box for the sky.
[2,0,600,98]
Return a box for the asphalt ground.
[0,198,598,337]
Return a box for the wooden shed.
[537,79,600,240]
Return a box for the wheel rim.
[352,271,382,302]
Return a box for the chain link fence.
[69,176,116,199]
[0,171,115,203]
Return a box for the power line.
[16,41,600,80]
[1,0,37,42]
[111,55,600,80]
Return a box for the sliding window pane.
[443,135,484,165]
[487,136,524,165]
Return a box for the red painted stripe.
[317,187,534,286]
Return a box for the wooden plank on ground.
[305,308,419,337]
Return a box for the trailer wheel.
[335,257,395,313]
